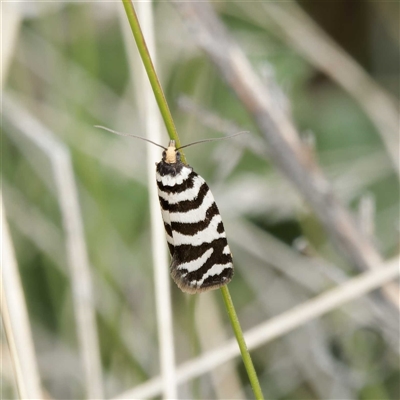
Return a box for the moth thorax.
[165,140,177,164]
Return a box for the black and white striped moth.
[96,126,243,294]
[156,140,233,294]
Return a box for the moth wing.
[168,174,233,294]
[158,192,175,257]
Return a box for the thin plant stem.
[187,296,201,399]
[121,1,264,398]
[220,286,264,400]
[121,0,185,161]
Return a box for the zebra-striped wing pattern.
[156,163,233,294]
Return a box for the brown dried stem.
[172,1,399,308]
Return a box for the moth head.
[164,140,180,164]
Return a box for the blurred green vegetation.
[2,1,399,399]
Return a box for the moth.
[96,126,244,294]
[156,139,233,293]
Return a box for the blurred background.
[2,1,399,399]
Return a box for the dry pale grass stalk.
[243,257,399,349]
[3,179,157,388]
[226,1,399,173]
[3,95,104,399]
[357,194,376,240]
[113,257,399,399]
[230,218,400,352]
[1,2,22,85]
[1,195,42,399]
[172,1,399,309]
[196,293,245,399]
[253,278,354,399]
[259,2,400,175]
[119,1,177,398]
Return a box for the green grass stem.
[220,285,264,399]
[121,0,185,161]
[121,1,264,398]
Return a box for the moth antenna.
[95,125,167,150]
[176,131,249,151]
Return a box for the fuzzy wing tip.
[172,267,234,295]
